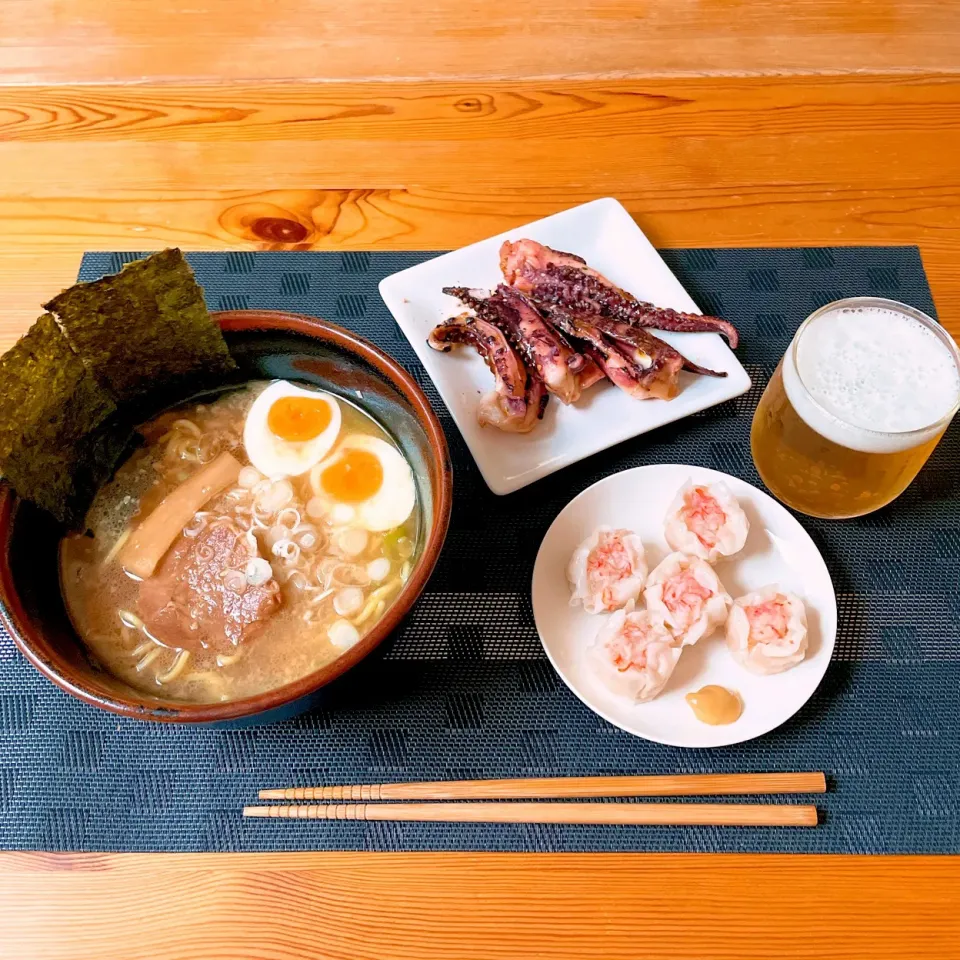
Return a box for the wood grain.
[2,75,960,350]
[243,801,820,825]
[1,852,958,960]
[3,75,959,143]
[2,11,960,953]
[2,0,959,84]
[259,771,828,800]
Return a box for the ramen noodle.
[60,381,419,703]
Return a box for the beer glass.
[751,297,960,518]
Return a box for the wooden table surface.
[2,3,960,957]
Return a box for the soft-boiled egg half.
[313,434,415,532]
[243,380,342,477]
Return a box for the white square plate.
[379,198,751,494]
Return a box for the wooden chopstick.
[244,801,818,827]
[258,772,826,802]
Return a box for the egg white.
[315,434,415,532]
[243,380,342,477]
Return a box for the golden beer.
[751,298,960,519]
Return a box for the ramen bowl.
[0,310,452,723]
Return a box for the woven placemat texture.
[0,245,955,853]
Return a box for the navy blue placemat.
[1,246,957,853]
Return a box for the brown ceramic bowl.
[0,310,452,723]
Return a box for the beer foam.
[784,305,960,454]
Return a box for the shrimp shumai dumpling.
[664,480,749,564]
[726,585,808,675]
[589,604,681,703]
[568,527,648,614]
[644,552,731,646]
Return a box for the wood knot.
[454,97,484,113]
[251,217,310,244]
[219,200,318,249]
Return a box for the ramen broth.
[60,382,419,703]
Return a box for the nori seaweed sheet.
[0,314,124,525]
[1,250,236,525]
[44,248,236,406]
[2,422,136,528]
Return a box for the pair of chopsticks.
[244,772,825,827]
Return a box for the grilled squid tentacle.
[500,238,592,292]
[493,288,582,404]
[545,306,681,402]
[427,314,546,433]
[577,355,607,390]
[507,370,549,433]
[499,239,739,348]
[550,309,682,400]
[591,317,727,379]
[443,285,585,404]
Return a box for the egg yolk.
[267,395,333,442]
[320,449,383,503]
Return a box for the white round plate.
[532,464,837,748]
